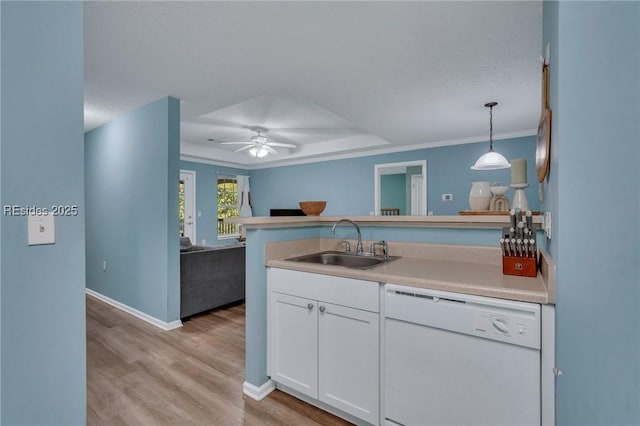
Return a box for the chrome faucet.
[331,219,363,254]
[370,240,389,258]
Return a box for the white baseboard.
[243,380,276,401]
[86,288,182,331]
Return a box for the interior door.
[410,174,424,215]
[180,170,196,242]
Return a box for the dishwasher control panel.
[385,284,541,350]
[472,309,539,348]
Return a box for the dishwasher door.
[383,284,541,426]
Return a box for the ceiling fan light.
[249,146,268,158]
[471,150,511,170]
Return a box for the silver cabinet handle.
[307,303,314,310]
[319,305,326,313]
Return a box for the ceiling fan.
[217,129,296,158]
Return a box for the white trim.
[86,288,182,331]
[541,304,556,426]
[180,153,250,170]
[243,380,276,401]
[374,160,427,216]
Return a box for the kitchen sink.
[286,251,398,270]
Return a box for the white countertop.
[266,238,555,304]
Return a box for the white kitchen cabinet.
[268,268,380,425]
[270,292,318,398]
[318,302,379,423]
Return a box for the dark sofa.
[179,239,246,319]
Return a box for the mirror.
[374,160,427,216]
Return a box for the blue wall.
[381,174,406,214]
[544,2,640,425]
[179,160,248,247]
[244,226,324,386]
[1,2,86,424]
[85,97,181,323]
[250,136,539,216]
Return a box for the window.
[179,170,196,242]
[179,179,185,237]
[217,176,239,238]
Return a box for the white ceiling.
[84,1,542,168]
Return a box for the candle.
[511,158,527,185]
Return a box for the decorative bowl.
[490,185,509,196]
[299,201,327,216]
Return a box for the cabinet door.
[269,292,318,398]
[318,302,379,424]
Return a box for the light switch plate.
[543,212,552,239]
[28,213,55,245]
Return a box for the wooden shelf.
[226,214,543,230]
[459,210,541,216]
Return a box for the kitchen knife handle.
[509,209,517,229]
[526,210,533,230]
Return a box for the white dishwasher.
[383,284,541,426]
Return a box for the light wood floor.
[87,295,351,425]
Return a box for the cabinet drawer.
[270,268,379,313]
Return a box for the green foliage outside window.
[217,178,239,237]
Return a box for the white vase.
[469,181,492,210]
[511,186,530,211]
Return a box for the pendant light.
[471,102,511,170]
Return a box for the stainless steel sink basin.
[286,251,398,270]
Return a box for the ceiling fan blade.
[264,131,298,146]
[234,145,254,152]
[219,141,252,145]
[266,142,296,148]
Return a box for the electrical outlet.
[103,260,107,271]
[441,194,454,202]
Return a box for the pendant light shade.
[471,150,511,170]
[471,102,511,170]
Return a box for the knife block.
[502,254,538,278]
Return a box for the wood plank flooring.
[87,296,352,425]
